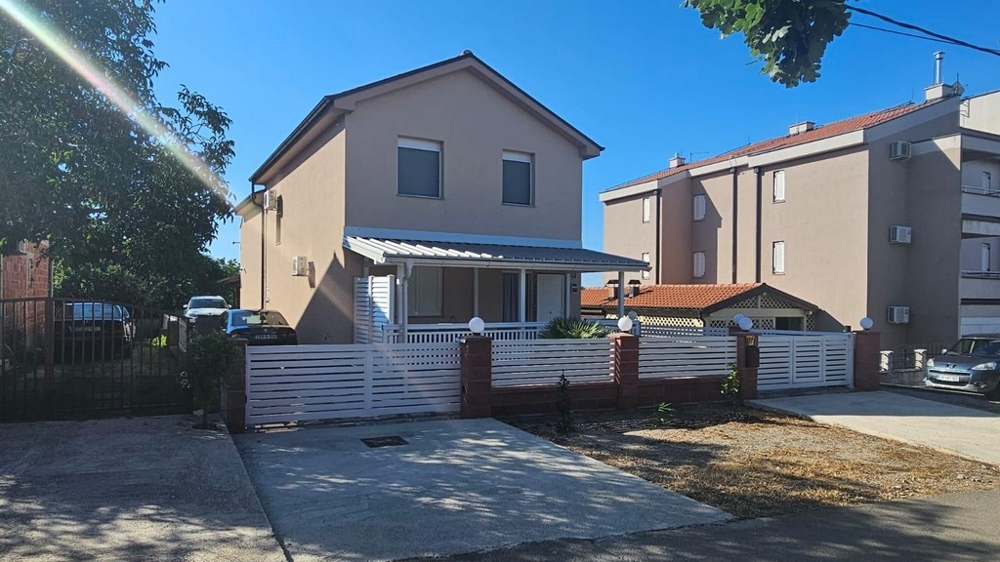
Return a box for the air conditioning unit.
[889,140,911,161]
[291,255,308,276]
[887,306,910,324]
[889,225,912,244]
[263,190,278,211]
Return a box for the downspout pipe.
[653,188,662,284]
[731,168,738,284]
[250,181,266,308]
[754,167,763,283]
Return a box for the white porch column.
[518,268,527,323]
[401,261,413,342]
[395,264,404,326]
[617,270,625,318]
[564,273,572,320]
[473,268,480,317]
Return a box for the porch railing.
[381,317,640,343]
[962,184,1000,197]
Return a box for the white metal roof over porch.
[344,236,648,272]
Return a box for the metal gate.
[757,333,855,391]
[0,297,192,421]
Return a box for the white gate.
[245,342,460,426]
[354,275,395,343]
[758,334,855,391]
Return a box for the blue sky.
[151,0,1000,268]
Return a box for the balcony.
[960,270,1000,300]
[962,185,1000,216]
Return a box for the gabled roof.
[251,51,603,185]
[581,283,818,315]
[604,100,941,193]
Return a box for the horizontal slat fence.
[638,336,737,379]
[758,335,853,391]
[246,342,461,426]
[641,325,729,338]
[491,339,613,387]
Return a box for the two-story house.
[238,52,646,344]
[601,67,1000,351]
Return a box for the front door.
[535,274,566,323]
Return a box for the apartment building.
[601,71,1000,350]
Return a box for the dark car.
[54,302,135,359]
[220,309,297,345]
[925,334,1000,400]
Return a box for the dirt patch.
[508,404,1000,518]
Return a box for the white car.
[183,296,230,323]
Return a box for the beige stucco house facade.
[602,80,1000,351]
[238,52,645,344]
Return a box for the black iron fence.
[0,297,192,421]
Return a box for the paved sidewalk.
[750,391,1000,465]
[417,489,1000,561]
[0,416,285,562]
[237,418,730,561]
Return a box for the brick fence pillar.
[460,336,492,418]
[222,339,248,433]
[853,331,881,391]
[611,333,639,410]
[734,332,759,400]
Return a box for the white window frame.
[983,242,992,272]
[772,241,786,274]
[693,194,706,221]
[641,252,650,279]
[642,197,651,223]
[502,150,534,206]
[407,267,443,317]
[984,171,993,191]
[397,137,442,199]
[693,251,706,279]
[773,170,786,203]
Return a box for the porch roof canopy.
[344,236,648,272]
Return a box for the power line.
[851,23,965,47]
[847,5,1000,57]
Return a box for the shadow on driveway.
[0,415,285,562]
[236,418,729,561]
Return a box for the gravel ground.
[508,405,1000,519]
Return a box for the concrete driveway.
[750,391,1000,465]
[0,416,285,562]
[236,418,730,561]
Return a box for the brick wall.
[1,241,51,300]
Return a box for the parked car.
[183,295,230,325]
[925,334,1000,400]
[220,309,297,345]
[54,302,135,359]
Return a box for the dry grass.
[510,405,1000,518]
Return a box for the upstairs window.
[693,194,706,221]
[642,197,651,222]
[502,150,533,205]
[641,252,650,279]
[773,170,786,202]
[398,137,442,198]
[773,241,786,274]
[693,251,706,278]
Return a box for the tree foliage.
[0,0,235,308]
[685,0,851,87]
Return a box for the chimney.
[627,279,642,298]
[607,279,619,300]
[788,121,815,135]
[669,153,686,168]
[925,51,961,101]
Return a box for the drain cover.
[361,436,408,448]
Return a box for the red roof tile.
[581,283,763,310]
[607,101,939,191]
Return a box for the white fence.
[491,338,614,387]
[758,334,854,391]
[245,342,461,426]
[638,336,737,379]
[642,325,729,338]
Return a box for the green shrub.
[179,332,240,428]
[539,317,609,339]
[721,362,741,407]
[655,402,676,426]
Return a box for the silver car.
[925,334,1000,400]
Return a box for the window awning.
[344,236,649,272]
